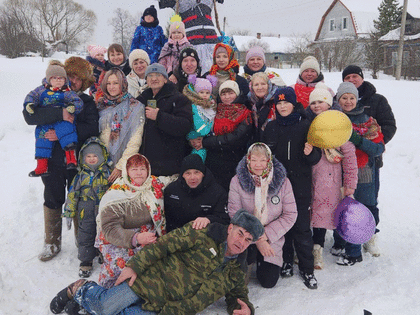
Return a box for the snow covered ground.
[0,55,419,315]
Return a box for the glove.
[349,130,363,147]
[66,105,75,114]
[66,217,72,230]
[25,103,35,114]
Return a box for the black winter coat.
[263,111,321,203]
[138,82,193,176]
[164,169,230,232]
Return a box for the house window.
[342,17,348,30]
[329,19,335,31]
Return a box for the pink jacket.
[228,157,297,267]
[158,37,192,74]
[311,141,358,229]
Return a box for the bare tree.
[230,29,251,36]
[110,8,137,54]
[242,38,270,53]
[315,39,363,72]
[286,33,313,67]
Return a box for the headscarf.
[209,43,240,80]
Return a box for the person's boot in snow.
[313,244,324,270]
[363,234,380,257]
[29,158,50,177]
[64,299,83,315]
[79,261,93,278]
[65,147,77,170]
[39,206,62,261]
[299,271,318,289]
[330,245,345,257]
[50,279,88,314]
[336,254,363,266]
[280,262,293,278]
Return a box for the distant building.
[232,33,294,68]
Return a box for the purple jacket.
[158,38,192,74]
[311,141,358,230]
[228,157,297,267]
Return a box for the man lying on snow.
[50,209,264,315]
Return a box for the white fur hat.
[300,56,320,75]
[309,82,333,106]
[129,49,150,69]
[219,80,240,97]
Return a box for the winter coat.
[104,59,131,76]
[86,56,106,95]
[291,73,334,109]
[138,82,193,176]
[127,221,255,315]
[164,168,229,232]
[130,21,167,64]
[357,80,396,145]
[126,70,148,99]
[228,157,297,267]
[263,109,322,204]
[158,38,192,75]
[173,65,203,92]
[208,70,250,101]
[311,141,358,229]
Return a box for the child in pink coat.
[308,83,358,269]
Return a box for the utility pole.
[223,17,226,33]
[395,0,408,80]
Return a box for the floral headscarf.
[209,43,240,80]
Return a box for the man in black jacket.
[23,57,98,261]
[137,63,192,176]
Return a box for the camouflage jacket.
[126,222,255,315]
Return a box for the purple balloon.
[334,197,376,244]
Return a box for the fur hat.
[46,60,67,83]
[180,154,206,175]
[143,5,157,20]
[169,21,186,38]
[336,82,359,101]
[145,63,168,79]
[342,65,364,81]
[309,82,333,106]
[246,46,266,64]
[300,56,320,75]
[87,45,107,59]
[231,209,265,242]
[129,49,150,68]
[219,80,240,97]
[273,86,297,106]
[180,47,200,65]
[64,57,95,92]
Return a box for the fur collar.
[182,84,216,109]
[235,155,287,195]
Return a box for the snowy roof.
[380,27,420,41]
[340,1,378,35]
[232,35,294,53]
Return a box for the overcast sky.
[69,0,418,48]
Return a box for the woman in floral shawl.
[95,153,176,288]
[96,68,145,182]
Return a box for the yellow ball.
[307,110,352,149]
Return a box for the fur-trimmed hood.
[182,83,216,109]
[235,155,287,195]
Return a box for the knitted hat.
[309,82,333,106]
[46,60,67,83]
[246,46,266,64]
[145,63,168,79]
[342,65,364,81]
[299,56,320,75]
[219,80,240,96]
[180,47,200,64]
[273,86,297,106]
[142,5,157,20]
[169,21,186,38]
[336,82,359,101]
[82,143,104,170]
[188,74,217,93]
[180,154,206,175]
[231,209,265,242]
[64,57,95,92]
[129,49,150,68]
[87,45,107,59]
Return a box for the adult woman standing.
[127,49,150,98]
[96,154,174,288]
[96,68,145,182]
[228,143,297,288]
[23,57,98,261]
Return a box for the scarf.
[209,43,240,81]
[243,64,267,76]
[352,117,384,168]
[249,81,278,130]
[213,103,252,136]
[275,111,302,126]
[323,148,344,164]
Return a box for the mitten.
[66,105,75,114]
[349,130,362,147]
[25,103,35,114]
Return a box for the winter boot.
[64,299,83,315]
[280,262,294,278]
[50,279,88,314]
[39,206,62,262]
[336,254,363,266]
[65,149,78,170]
[299,271,318,289]
[79,261,93,278]
[29,158,50,177]
[313,244,324,270]
[330,246,345,257]
[363,234,380,257]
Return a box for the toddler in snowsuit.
[24,60,83,177]
[64,137,111,278]
[130,5,167,64]
[158,18,192,76]
[184,74,217,161]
